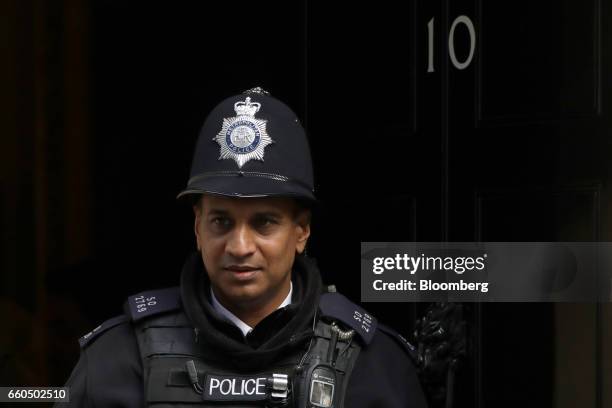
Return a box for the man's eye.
[211,217,231,228]
[253,217,278,229]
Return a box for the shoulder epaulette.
[319,291,377,345]
[378,323,418,363]
[125,286,181,322]
[78,314,129,348]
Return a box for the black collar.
[180,252,323,369]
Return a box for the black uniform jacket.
[55,253,427,408]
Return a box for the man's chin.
[218,285,264,306]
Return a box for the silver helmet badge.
[214,97,273,168]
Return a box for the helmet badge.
[214,97,274,168]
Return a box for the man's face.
[193,195,311,311]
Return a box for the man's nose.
[226,224,256,258]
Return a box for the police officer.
[55,88,428,408]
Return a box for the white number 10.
[427,15,476,72]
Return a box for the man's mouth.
[223,265,261,278]
[224,265,260,272]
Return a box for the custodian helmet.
[177,87,315,201]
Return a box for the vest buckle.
[268,373,289,400]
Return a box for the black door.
[308,1,611,407]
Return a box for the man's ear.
[295,211,311,255]
[193,205,202,251]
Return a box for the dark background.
[1,1,612,407]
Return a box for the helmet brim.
[176,173,316,202]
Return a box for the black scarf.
[180,252,322,370]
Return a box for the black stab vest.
[123,289,375,408]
